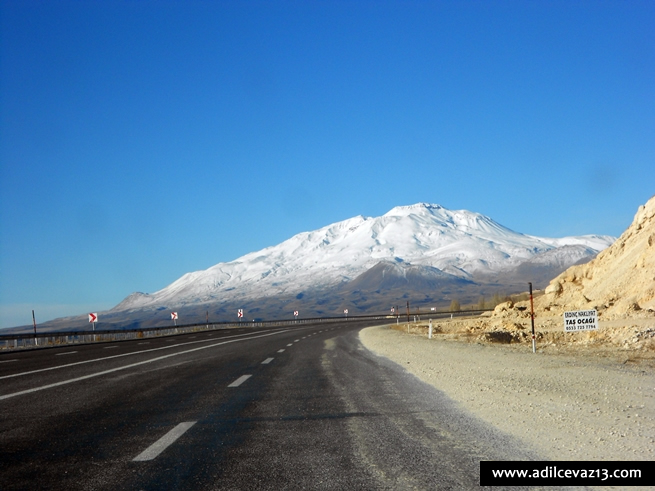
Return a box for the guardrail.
[0,310,488,352]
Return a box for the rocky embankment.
[452,194,655,353]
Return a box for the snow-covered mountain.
[114,203,615,312]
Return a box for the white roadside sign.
[563,309,598,332]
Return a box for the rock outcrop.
[538,195,655,317]
[410,196,655,353]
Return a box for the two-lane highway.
[1,323,544,490]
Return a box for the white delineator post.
[428,319,433,339]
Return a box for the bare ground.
[359,320,655,469]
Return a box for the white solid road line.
[0,359,18,363]
[0,331,288,401]
[55,351,78,356]
[133,421,196,462]
[228,375,252,387]
[261,358,274,365]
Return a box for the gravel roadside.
[359,325,654,464]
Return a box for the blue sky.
[1,0,653,328]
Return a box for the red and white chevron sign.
[237,309,243,318]
[293,311,299,317]
[171,312,178,320]
[88,313,98,323]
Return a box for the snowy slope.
[113,203,615,311]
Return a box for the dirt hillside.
[409,196,655,354]
[540,194,655,316]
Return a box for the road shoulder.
[359,325,654,462]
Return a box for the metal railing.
[0,314,379,352]
[0,310,488,352]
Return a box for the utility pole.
[32,310,37,346]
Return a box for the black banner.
[480,461,652,487]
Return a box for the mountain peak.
[383,203,444,216]
[113,204,616,313]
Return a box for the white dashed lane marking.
[228,375,252,387]
[261,358,274,365]
[0,359,18,363]
[103,346,118,349]
[0,331,289,400]
[286,344,293,347]
[133,421,196,462]
[55,351,78,356]
[2,330,281,382]
[277,349,285,353]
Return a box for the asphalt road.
[1,322,546,490]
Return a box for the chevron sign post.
[171,312,178,326]
[88,313,98,341]
[238,309,243,322]
[88,313,97,331]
